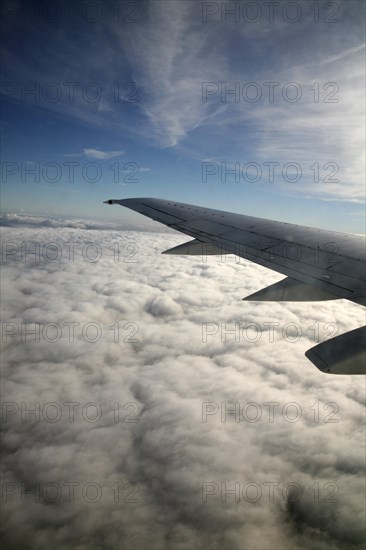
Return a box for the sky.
[1,0,365,233]
[1,2,366,549]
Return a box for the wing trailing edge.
[243,277,339,302]
[162,239,230,256]
[163,244,340,301]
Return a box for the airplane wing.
[104,197,366,374]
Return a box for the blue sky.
[1,0,365,232]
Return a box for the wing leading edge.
[104,198,366,374]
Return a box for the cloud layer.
[1,221,365,549]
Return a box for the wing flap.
[162,239,230,255]
[244,277,339,301]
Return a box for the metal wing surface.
[105,197,366,374]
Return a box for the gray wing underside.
[105,198,366,374]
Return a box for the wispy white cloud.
[64,148,125,160]
[317,43,366,66]
[113,2,365,203]
[83,148,124,160]
[118,2,230,147]
[305,196,365,204]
